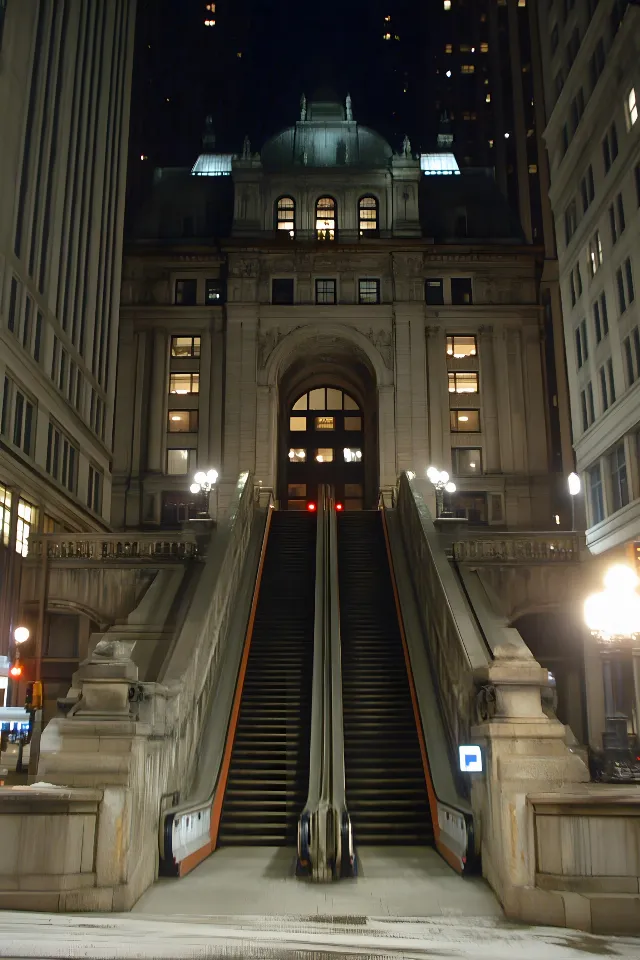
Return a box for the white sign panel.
[459,745,482,773]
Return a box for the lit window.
[444,0,451,9]
[167,449,190,475]
[290,416,306,431]
[316,197,336,240]
[206,280,225,303]
[446,335,477,359]
[315,417,335,431]
[169,373,200,395]
[315,448,334,463]
[448,372,479,393]
[168,411,199,433]
[0,485,11,546]
[452,448,482,476]
[358,279,381,304]
[359,196,379,236]
[204,19,215,26]
[276,197,296,238]
[343,448,363,463]
[316,279,337,305]
[480,42,489,53]
[486,93,491,102]
[16,499,36,557]
[450,410,480,432]
[171,336,201,358]
[288,449,306,462]
[445,43,453,53]
[627,88,638,128]
[528,163,538,173]
[461,65,475,74]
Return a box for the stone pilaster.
[146,330,167,474]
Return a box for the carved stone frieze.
[392,253,424,278]
[229,257,259,278]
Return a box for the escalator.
[338,511,433,845]
[218,511,316,845]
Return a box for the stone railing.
[395,474,491,750]
[29,532,199,561]
[453,533,581,564]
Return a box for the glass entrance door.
[286,387,364,510]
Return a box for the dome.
[261,100,393,171]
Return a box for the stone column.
[479,326,500,473]
[426,325,446,469]
[378,384,396,489]
[146,329,167,473]
[197,327,212,466]
[394,314,412,470]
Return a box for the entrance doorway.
[285,387,364,510]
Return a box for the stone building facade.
[114,98,565,534]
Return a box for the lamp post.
[427,466,457,519]
[568,472,581,531]
[584,564,640,779]
[190,469,219,519]
[7,627,30,707]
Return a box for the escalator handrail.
[159,492,274,876]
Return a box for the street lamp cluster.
[190,469,219,519]
[426,466,456,518]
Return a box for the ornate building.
[114,96,564,532]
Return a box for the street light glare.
[194,472,206,485]
[206,469,218,484]
[14,627,30,644]
[427,466,440,483]
[445,481,456,494]
[568,472,581,496]
[585,565,640,641]
[190,483,201,494]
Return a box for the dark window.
[617,267,626,314]
[609,203,617,244]
[271,278,294,304]
[625,258,635,304]
[575,327,583,368]
[564,201,577,244]
[589,38,605,91]
[617,193,625,234]
[600,292,609,336]
[87,466,103,514]
[175,279,197,305]
[636,163,640,207]
[588,464,605,525]
[358,279,380,304]
[609,444,628,513]
[588,381,595,423]
[205,279,225,304]
[316,197,336,240]
[581,318,588,360]
[570,272,576,307]
[425,279,444,305]
[602,134,611,174]
[359,196,379,236]
[8,277,19,333]
[608,357,616,404]
[316,279,337,305]
[452,491,487,524]
[451,277,473,305]
[593,299,602,342]
[34,312,43,362]
[624,336,635,385]
[550,23,559,54]
[275,197,295,238]
[581,390,589,431]
[1,377,8,436]
[600,365,609,411]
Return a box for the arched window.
[316,197,337,240]
[276,197,295,238]
[359,196,379,236]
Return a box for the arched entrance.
[285,386,365,509]
[275,347,379,510]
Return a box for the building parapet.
[29,532,200,562]
[453,532,582,564]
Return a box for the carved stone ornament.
[393,253,424,278]
[230,258,259,278]
[367,328,393,370]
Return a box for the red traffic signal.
[336,503,344,511]
[307,503,317,512]
[9,663,23,679]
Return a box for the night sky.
[128,0,433,184]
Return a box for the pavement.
[0,912,640,959]
[0,847,639,958]
[132,846,503,919]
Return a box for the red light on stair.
[307,503,317,512]
[336,503,344,511]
